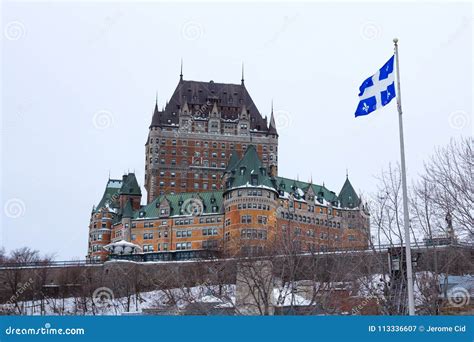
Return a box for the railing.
[0,259,103,269]
[0,241,471,269]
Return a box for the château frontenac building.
[87,72,369,261]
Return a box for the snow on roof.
[104,240,142,254]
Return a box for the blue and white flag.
[355,55,396,117]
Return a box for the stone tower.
[144,72,279,204]
[222,145,279,257]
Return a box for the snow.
[103,240,142,254]
[273,288,311,306]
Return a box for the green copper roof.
[119,173,141,196]
[226,145,275,190]
[95,179,122,212]
[122,199,134,218]
[225,149,240,173]
[274,176,338,202]
[133,191,224,219]
[338,177,360,208]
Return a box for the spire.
[346,168,349,179]
[150,95,161,127]
[268,102,278,135]
[180,59,183,81]
[338,176,360,209]
[241,63,244,85]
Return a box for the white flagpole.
[393,37,416,315]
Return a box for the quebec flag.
[355,55,396,117]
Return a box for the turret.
[338,175,360,209]
[223,145,279,256]
[119,173,142,211]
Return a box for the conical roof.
[338,177,360,208]
[119,173,141,196]
[226,145,275,190]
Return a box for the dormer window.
[251,174,258,186]
[240,167,246,175]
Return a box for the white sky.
[1,1,472,260]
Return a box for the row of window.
[149,157,227,169]
[239,215,268,225]
[131,230,169,240]
[91,245,102,252]
[149,139,276,154]
[151,243,169,251]
[240,229,268,240]
[237,203,271,210]
[156,171,220,180]
[282,226,344,241]
[202,240,218,249]
[176,230,192,238]
[202,228,218,236]
[280,212,342,228]
[157,181,219,190]
[176,242,192,250]
[90,233,103,241]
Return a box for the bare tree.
[420,137,473,241]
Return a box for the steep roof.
[226,145,276,190]
[95,179,122,212]
[122,199,134,218]
[133,191,224,219]
[268,110,278,136]
[274,176,338,202]
[150,79,268,131]
[224,149,240,173]
[119,173,141,196]
[338,177,360,208]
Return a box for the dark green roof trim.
[226,145,275,190]
[122,199,134,218]
[274,176,338,202]
[95,179,122,212]
[119,173,142,196]
[133,191,224,219]
[225,149,240,173]
[338,177,360,209]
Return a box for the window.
[241,215,252,224]
[240,229,267,240]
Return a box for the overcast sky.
[1,1,472,260]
